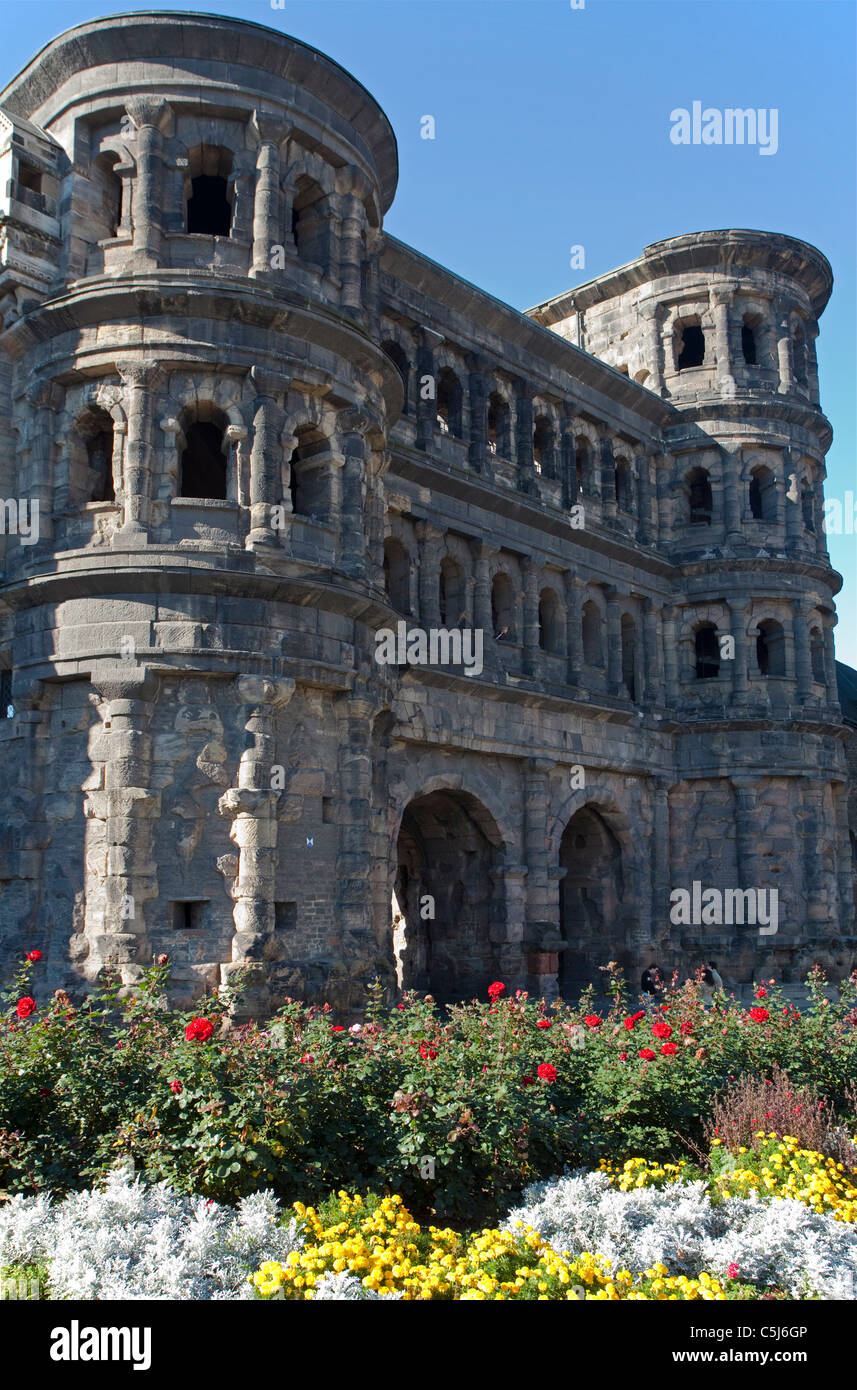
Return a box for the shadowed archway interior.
[559,805,624,996]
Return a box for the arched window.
[792,326,808,385]
[581,600,603,668]
[749,465,776,522]
[292,177,329,270]
[180,416,228,499]
[695,624,721,680]
[289,427,331,521]
[687,467,713,525]
[383,538,411,614]
[436,369,463,439]
[487,393,510,457]
[84,411,115,503]
[533,416,555,477]
[185,147,233,237]
[756,619,786,677]
[801,483,816,533]
[620,613,637,700]
[676,319,705,370]
[96,153,123,238]
[382,341,410,416]
[538,588,562,653]
[614,456,633,513]
[810,627,826,684]
[575,439,592,496]
[491,572,516,641]
[741,316,758,365]
[439,557,466,627]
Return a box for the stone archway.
[558,804,624,996]
[393,789,504,1003]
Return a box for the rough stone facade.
[0,12,854,1013]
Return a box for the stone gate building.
[0,11,854,1013]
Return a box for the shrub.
[705,1063,857,1169]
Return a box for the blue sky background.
[4,0,856,663]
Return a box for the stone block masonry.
[0,11,853,1014]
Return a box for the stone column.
[250,119,283,278]
[125,98,172,269]
[823,620,840,713]
[723,448,743,541]
[639,301,664,395]
[335,693,376,954]
[784,447,804,552]
[416,521,443,627]
[467,354,487,475]
[83,664,161,988]
[728,599,749,704]
[651,777,672,945]
[472,541,495,670]
[655,456,674,546]
[218,675,295,1013]
[337,189,367,314]
[24,380,62,552]
[834,782,856,931]
[605,588,623,691]
[635,454,654,545]
[793,597,813,703]
[642,598,660,706]
[247,366,287,547]
[115,361,162,544]
[415,328,441,452]
[498,865,529,990]
[776,314,794,394]
[662,604,679,706]
[599,435,617,521]
[522,556,540,677]
[560,408,577,509]
[564,573,583,685]
[337,410,370,578]
[710,289,736,392]
[515,380,536,494]
[524,758,558,961]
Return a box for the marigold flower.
[185,1016,214,1042]
[16,996,36,1019]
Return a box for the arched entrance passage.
[392,789,504,1003]
[558,804,624,997]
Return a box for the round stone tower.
[0,12,402,1011]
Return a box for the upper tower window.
[687,466,713,525]
[538,588,563,654]
[436,369,463,439]
[487,393,510,457]
[756,619,786,677]
[533,416,555,476]
[186,147,233,237]
[84,411,115,503]
[180,417,228,499]
[676,320,705,370]
[694,625,721,680]
[17,163,42,196]
[749,465,776,522]
[292,178,329,270]
[741,317,758,365]
[383,538,411,614]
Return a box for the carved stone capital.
[235,674,295,709]
[26,379,63,413]
[90,662,159,704]
[116,360,164,393]
[124,96,174,135]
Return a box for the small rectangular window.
[173,901,205,930]
[17,164,42,195]
[275,902,297,931]
[322,798,334,823]
[0,669,12,719]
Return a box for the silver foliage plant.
[0,1167,301,1300]
[503,1171,857,1300]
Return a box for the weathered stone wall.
[0,12,853,1014]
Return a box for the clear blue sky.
[4,0,856,663]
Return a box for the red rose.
[755,987,767,999]
[748,1007,769,1024]
[185,1016,214,1042]
[331,1025,345,1032]
[39,1087,50,1097]
[300,1053,314,1064]
[487,982,505,999]
[727,1263,739,1279]
[522,1076,535,1086]
[618,1051,629,1061]
[537,1062,557,1082]
[638,1047,656,1061]
[418,1040,438,1060]
[169,1080,182,1094]
[660,1041,678,1055]
[660,1004,670,1012]
[26,950,42,963]
[652,1020,672,1039]
[536,1019,552,1030]
[16,996,36,1019]
[157,954,169,966]
[680,1020,694,1034]
[623,1016,637,1030]
[583,1015,602,1029]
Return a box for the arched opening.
[439,557,466,627]
[559,805,624,997]
[741,315,758,365]
[575,438,592,495]
[533,416,555,477]
[676,319,705,370]
[96,152,123,238]
[288,426,331,522]
[538,587,563,654]
[810,626,826,684]
[614,456,633,513]
[687,466,713,525]
[393,789,504,1003]
[695,624,721,680]
[291,177,329,270]
[801,483,816,533]
[792,326,808,386]
[581,600,603,668]
[185,147,233,237]
[491,571,516,641]
[620,613,637,700]
[756,619,786,677]
[383,538,411,614]
[180,415,228,499]
[487,393,510,457]
[749,465,776,522]
[382,341,410,415]
[436,368,463,439]
[84,413,115,503]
